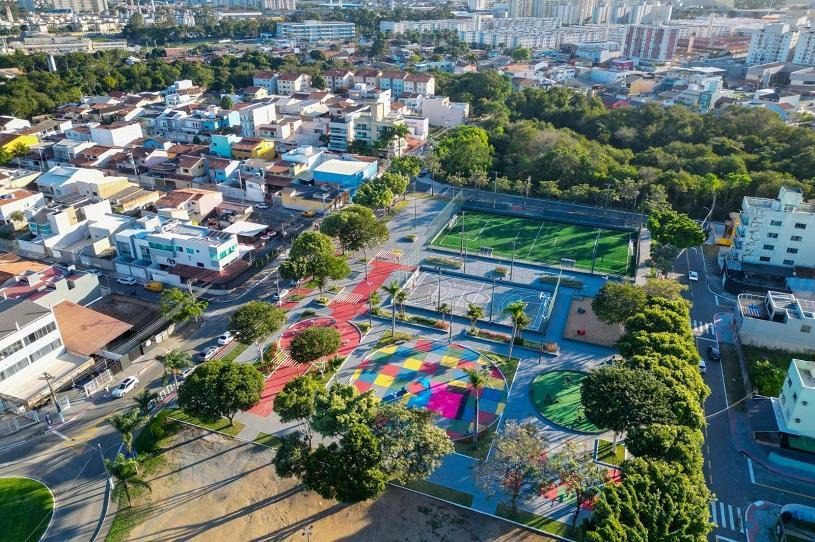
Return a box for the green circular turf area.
[0,477,54,542]
[530,370,601,433]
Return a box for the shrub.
[434,320,449,330]
[412,315,438,327]
[316,296,330,305]
[425,256,461,269]
[751,359,786,396]
[476,329,511,343]
[494,266,508,276]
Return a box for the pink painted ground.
[246,259,413,417]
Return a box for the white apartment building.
[275,21,355,42]
[747,23,799,66]
[51,0,107,13]
[420,97,470,127]
[732,187,815,269]
[239,102,278,138]
[253,71,279,93]
[793,27,815,66]
[0,189,45,226]
[276,73,311,96]
[90,122,143,147]
[622,24,680,61]
[737,291,815,353]
[778,359,815,440]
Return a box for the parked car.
[255,202,269,209]
[85,269,102,276]
[199,346,219,361]
[271,289,290,303]
[111,376,139,398]
[144,281,164,293]
[218,331,234,346]
[698,359,707,374]
[708,346,721,362]
[302,210,316,218]
[688,271,699,282]
[181,366,198,380]
[117,276,137,286]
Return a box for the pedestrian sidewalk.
[744,501,780,542]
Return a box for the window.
[0,339,24,361]
[760,256,771,262]
[784,259,795,266]
[771,220,783,226]
[802,325,812,334]
[789,377,793,387]
[28,339,62,364]
[791,235,803,242]
[795,223,807,229]
[795,418,801,424]
[767,232,779,239]
[782,393,787,405]
[763,244,775,250]
[788,248,799,254]
[804,401,809,406]
[793,392,798,402]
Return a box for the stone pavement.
[744,501,780,542]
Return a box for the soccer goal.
[560,258,576,269]
[480,247,494,257]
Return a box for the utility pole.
[436,267,442,311]
[459,211,466,272]
[510,239,516,281]
[367,282,373,327]
[41,371,61,414]
[492,171,498,209]
[489,275,496,322]
[524,176,531,209]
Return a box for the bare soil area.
[563,296,623,347]
[124,427,550,542]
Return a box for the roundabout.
[0,477,54,542]
[349,340,508,440]
[530,370,601,433]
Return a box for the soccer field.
[431,211,634,276]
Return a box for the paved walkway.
[744,501,780,542]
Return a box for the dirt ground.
[124,427,550,542]
[562,297,623,347]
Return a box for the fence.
[83,369,114,397]
[0,410,39,437]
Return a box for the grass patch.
[432,210,633,276]
[106,505,150,542]
[0,478,54,542]
[530,370,600,433]
[376,330,413,347]
[721,344,748,410]
[400,479,474,507]
[495,503,578,539]
[166,408,245,436]
[597,439,626,466]
[220,342,249,363]
[253,432,283,448]
[742,345,810,396]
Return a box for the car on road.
[255,202,269,209]
[218,331,234,346]
[698,359,707,374]
[271,289,290,303]
[117,276,137,286]
[144,281,164,293]
[688,271,699,281]
[708,346,721,362]
[111,376,139,398]
[199,346,219,361]
[302,210,316,217]
[181,366,198,380]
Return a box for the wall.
[737,313,815,353]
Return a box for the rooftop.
[52,301,132,356]
[0,298,52,341]
[313,159,369,176]
[793,358,815,389]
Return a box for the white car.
[688,271,699,282]
[111,376,139,398]
[117,277,137,286]
[271,289,290,303]
[181,366,198,380]
[698,359,707,374]
[199,346,219,361]
[218,331,234,346]
[255,202,269,209]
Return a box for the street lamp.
[301,525,313,542]
[367,281,373,327]
[40,371,62,415]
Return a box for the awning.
[221,220,268,237]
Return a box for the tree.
[106,454,151,507]
[382,280,402,337]
[311,73,326,90]
[280,231,350,295]
[466,303,484,332]
[354,179,394,210]
[550,441,608,531]
[647,209,706,249]
[219,95,233,109]
[592,282,647,325]
[650,242,680,276]
[511,47,531,61]
[435,126,493,179]
[159,288,208,323]
[586,458,711,542]
[273,431,310,478]
[641,277,686,301]
[394,288,408,319]
[320,205,388,260]
[465,369,488,448]
[7,210,24,229]
[371,404,453,483]
[389,156,421,178]
[274,375,322,444]
[625,424,704,474]
[160,349,192,389]
[476,421,552,516]
[309,49,326,61]
[289,326,341,365]
[311,383,378,437]
[302,424,387,502]
[228,300,285,364]
[108,409,144,456]
[750,359,786,396]
[581,366,676,449]
[503,300,530,361]
[132,388,159,415]
[177,360,264,425]
[379,171,410,198]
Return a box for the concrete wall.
[737,313,815,353]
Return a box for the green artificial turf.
[0,477,54,542]
[530,370,601,433]
[432,211,634,276]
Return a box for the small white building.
[777,359,815,440]
[239,102,278,138]
[420,96,470,127]
[90,122,143,147]
[737,291,815,353]
[0,189,45,226]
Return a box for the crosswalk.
[333,291,364,304]
[692,319,715,338]
[710,500,744,534]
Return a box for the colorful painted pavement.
[350,340,508,440]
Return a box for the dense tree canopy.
[177,360,264,424]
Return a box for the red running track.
[246,260,413,417]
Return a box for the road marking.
[51,429,69,440]
[747,458,815,500]
[747,457,756,483]
[715,536,744,542]
[736,506,744,533]
[715,296,720,307]
[692,320,715,337]
[710,500,744,534]
[710,501,718,525]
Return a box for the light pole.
[510,239,516,281]
[367,281,373,327]
[40,371,63,422]
[436,267,442,311]
[489,275,496,322]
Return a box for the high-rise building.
[50,0,108,12]
[746,23,798,66]
[467,0,493,11]
[622,24,679,61]
[262,0,295,9]
[508,0,535,18]
[793,27,815,66]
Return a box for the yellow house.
[231,137,275,160]
[0,133,38,155]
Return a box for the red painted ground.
[246,260,413,417]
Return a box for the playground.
[431,210,635,276]
[405,272,550,330]
[349,340,508,440]
[530,370,600,433]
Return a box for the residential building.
[231,138,275,160]
[280,183,348,215]
[51,0,108,13]
[622,24,681,61]
[252,71,279,93]
[242,86,269,101]
[737,291,815,353]
[0,116,30,132]
[404,73,436,96]
[163,80,203,107]
[315,158,377,191]
[276,72,311,96]
[35,166,106,199]
[731,187,815,269]
[0,132,38,155]
[778,359,815,439]
[793,27,815,66]
[747,23,799,66]
[0,259,102,308]
[0,189,45,226]
[275,21,356,42]
[324,69,355,92]
[238,102,278,137]
[154,188,223,223]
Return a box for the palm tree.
[106,454,151,507]
[381,281,402,337]
[465,369,488,448]
[466,303,484,333]
[108,409,144,457]
[394,288,408,319]
[391,123,410,158]
[161,349,192,389]
[132,388,159,415]
[503,300,531,362]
